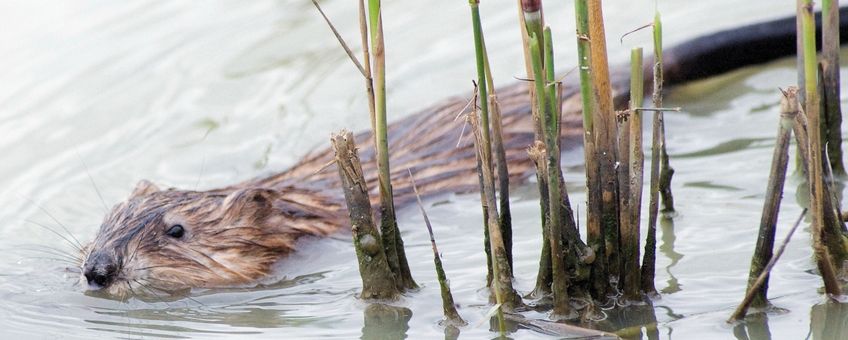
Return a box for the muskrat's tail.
[250,6,848,212]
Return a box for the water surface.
[0,1,845,339]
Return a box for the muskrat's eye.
[166,225,185,238]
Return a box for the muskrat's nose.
[83,253,118,290]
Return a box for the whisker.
[132,265,174,271]
[182,246,249,281]
[24,219,83,252]
[76,151,109,214]
[17,247,82,263]
[125,240,143,269]
[17,243,82,259]
[183,294,206,308]
[195,156,206,191]
[132,279,172,307]
[19,195,85,251]
[125,281,159,308]
[139,278,207,309]
[18,256,78,265]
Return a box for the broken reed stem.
[796,103,848,269]
[821,0,845,177]
[332,131,399,300]
[481,24,514,277]
[468,0,499,286]
[367,0,417,291]
[794,0,808,176]
[408,170,467,327]
[311,0,366,78]
[743,88,799,311]
[730,209,808,322]
[588,0,621,284]
[469,111,520,330]
[574,0,608,299]
[616,112,631,294]
[793,102,848,287]
[622,47,644,301]
[358,0,377,133]
[653,12,676,213]
[800,0,842,296]
[311,0,376,131]
[641,11,668,296]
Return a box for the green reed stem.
[800,0,842,296]
[468,0,497,286]
[653,12,676,214]
[822,0,845,177]
[520,0,555,298]
[367,0,417,290]
[358,0,376,133]
[543,27,571,319]
[622,47,643,301]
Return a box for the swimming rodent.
[80,10,848,296]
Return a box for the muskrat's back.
[78,10,848,295]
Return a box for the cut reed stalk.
[652,12,675,213]
[573,0,608,298]
[622,47,644,301]
[800,0,842,296]
[367,0,417,291]
[331,131,399,300]
[743,88,799,310]
[792,105,848,280]
[641,11,666,296]
[357,0,376,133]
[409,170,467,327]
[588,0,621,283]
[730,209,807,322]
[469,108,522,315]
[794,0,808,176]
[468,0,499,285]
[481,30,514,277]
[616,110,631,292]
[821,0,845,176]
[519,0,554,298]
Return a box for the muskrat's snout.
[83,251,119,290]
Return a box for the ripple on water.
[2,0,848,339]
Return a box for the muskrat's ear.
[221,188,279,221]
[130,180,160,198]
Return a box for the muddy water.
[0,1,845,339]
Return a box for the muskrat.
[80,10,848,296]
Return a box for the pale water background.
[0,0,846,339]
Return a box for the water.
[0,0,845,339]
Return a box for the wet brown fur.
[81,11,848,295]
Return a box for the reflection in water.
[361,303,412,340]
[659,216,683,295]
[810,301,848,340]
[732,313,772,340]
[602,304,659,340]
[674,138,771,159]
[722,300,842,340]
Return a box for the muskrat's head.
[80,180,295,296]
